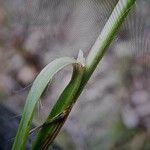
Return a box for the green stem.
[32,0,136,149]
[74,0,136,102]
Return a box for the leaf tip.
[77,49,85,67]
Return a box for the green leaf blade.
[12,57,78,150]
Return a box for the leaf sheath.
[32,63,84,149]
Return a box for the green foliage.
[13,0,136,149]
[12,57,84,149]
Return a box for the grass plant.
[12,0,136,149]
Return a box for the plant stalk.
[32,0,136,149]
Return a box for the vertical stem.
[32,0,136,149]
[74,0,136,102]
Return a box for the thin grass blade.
[12,57,80,150]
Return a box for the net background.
[0,0,149,149]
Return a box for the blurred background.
[0,0,150,149]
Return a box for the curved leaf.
[12,57,80,150]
